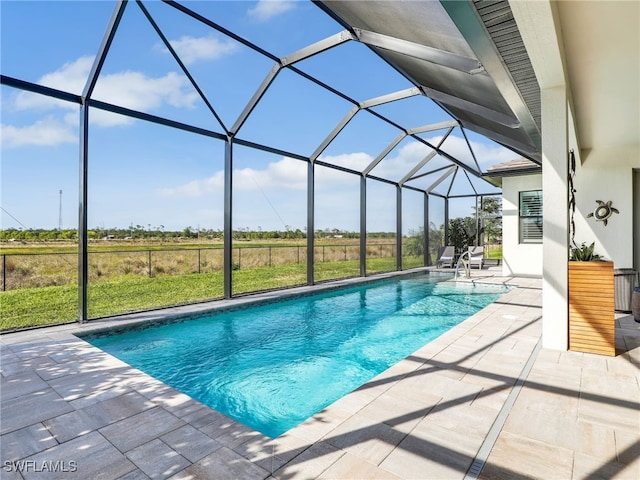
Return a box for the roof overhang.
[484,157,541,187]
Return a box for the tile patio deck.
[1,270,639,479]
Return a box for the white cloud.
[161,35,239,65]
[423,133,515,169]
[1,117,77,148]
[248,0,296,21]
[12,56,199,128]
[157,172,224,197]
[316,152,372,175]
[466,138,515,167]
[157,156,307,197]
[366,142,431,180]
[236,156,307,190]
[90,70,198,126]
[16,56,94,107]
[156,136,513,199]
[383,134,515,175]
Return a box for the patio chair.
[437,245,455,268]
[468,246,484,269]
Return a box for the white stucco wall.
[502,174,543,277]
[572,162,636,268]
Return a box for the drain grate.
[463,338,542,479]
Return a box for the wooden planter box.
[568,261,615,356]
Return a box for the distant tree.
[448,217,477,253]
[60,229,76,240]
[404,227,425,256]
[479,196,502,244]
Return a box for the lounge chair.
[437,245,455,268]
[468,246,484,269]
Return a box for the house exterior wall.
[572,161,636,269]
[502,174,543,277]
[502,162,636,275]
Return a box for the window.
[519,191,542,243]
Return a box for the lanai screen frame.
[1,0,502,323]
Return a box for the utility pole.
[58,189,63,230]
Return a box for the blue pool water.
[86,274,507,438]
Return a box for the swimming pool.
[85,274,508,438]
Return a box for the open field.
[1,238,500,331]
[0,239,398,290]
[0,257,411,331]
[0,238,417,331]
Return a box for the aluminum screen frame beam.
[396,185,402,271]
[307,162,316,285]
[400,126,454,185]
[88,99,227,141]
[359,87,421,108]
[410,134,483,177]
[82,1,127,100]
[400,150,438,186]
[354,28,484,75]
[362,132,407,177]
[78,105,89,323]
[444,198,449,248]
[408,164,458,184]
[282,30,354,66]
[406,120,458,135]
[462,169,479,197]
[446,168,459,197]
[460,126,482,173]
[359,175,367,277]
[422,86,520,129]
[136,0,228,135]
[446,192,501,199]
[426,166,457,194]
[78,0,127,323]
[231,64,281,136]
[223,141,233,298]
[424,193,430,266]
[164,0,279,62]
[311,105,360,162]
[1,75,80,104]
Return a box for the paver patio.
[1,270,638,479]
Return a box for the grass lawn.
[1,256,424,331]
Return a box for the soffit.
[556,0,640,160]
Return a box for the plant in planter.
[570,241,602,261]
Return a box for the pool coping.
[75,270,512,342]
[3,268,460,339]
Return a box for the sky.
[1,0,513,233]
